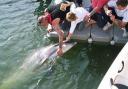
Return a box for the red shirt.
[44,13,52,24]
[91,0,109,13]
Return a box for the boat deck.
[98,42,128,89]
[48,22,128,44]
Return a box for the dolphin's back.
[21,42,77,70]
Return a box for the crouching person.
[65,6,89,42]
[103,0,128,37]
[38,1,73,56]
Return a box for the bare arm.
[89,7,99,16]
[65,21,77,42]
[110,15,127,29]
[52,18,64,55]
[103,5,109,11]
[60,2,73,11]
[90,0,109,16]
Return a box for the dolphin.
[20,42,77,71]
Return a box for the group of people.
[38,0,128,56]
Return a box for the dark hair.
[116,0,128,7]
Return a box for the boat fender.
[88,38,93,44]
[110,40,115,45]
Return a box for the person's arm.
[65,21,77,42]
[110,15,127,28]
[120,22,127,28]
[103,4,108,11]
[113,20,127,29]
[52,18,64,55]
[90,0,109,16]
[60,1,73,11]
[111,11,128,29]
[103,5,113,17]
[46,24,52,32]
[89,7,98,16]
[121,13,128,28]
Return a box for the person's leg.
[104,7,119,24]
[103,8,117,31]
[61,20,71,31]
[96,12,108,28]
[107,7,123,23]
[114,16,128,37]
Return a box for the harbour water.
[0,0,123,89]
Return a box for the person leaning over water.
[85,0,109,28]
[38,1,73,56]
[103,0,128,37]
[65,4,90,42]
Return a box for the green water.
[0,0,123,89]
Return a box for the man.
[85,0,109,28]
[38,1,73,56]
[65,5,89,41]
[103,0,128,37]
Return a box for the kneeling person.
[65,6,89,41]
[104,0,128,37]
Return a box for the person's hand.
[63,36,71,43]
[57,48,63,56]
[105,10,112,16]
[60,3,67,11]
[84,14,90,22]
[110,15,115,22]
[47,29,52,33]
[47,24,52,33]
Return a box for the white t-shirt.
[69,7,89,34]
[108,0,128,22]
